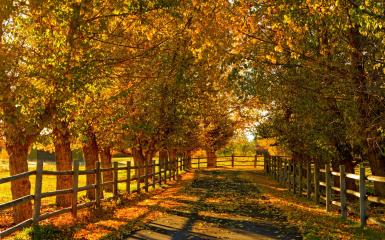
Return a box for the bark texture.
[100,147,113,192]
[206,150,217,168]
[82,128,99,200]
[132,146,145,181]
[6,141,32,223]
[169,149,177,173]
[159,149,168,169]
[54,122,73,207]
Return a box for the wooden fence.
[7,154,381,237]
[0,156,191,239]
[265,156,385,228]
[190,154,263,169]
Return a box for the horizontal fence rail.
[190,154,264,169]
[265,156,385,228]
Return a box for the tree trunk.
[206,150,217,168]
[82,128,99,200]
[5,141,32,223]
[367,148,385,197]
[100,147,113,192]
[132,146,145,181]
[145,150,156,175]
[168,149,177,174]
[53,122,73,207]
[159,149,168,169]
[332,142,357,191]
[186,150,192,168]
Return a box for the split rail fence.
[2,154,383,238]
[190,154,263,169]
[265,156,385,228]
[0,156,191,238]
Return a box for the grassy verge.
[238,171,385,240]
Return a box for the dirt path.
[127,169,302,240]
[11,169,302,239]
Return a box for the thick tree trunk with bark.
[82,128,99,200]
[100,147,113,192]
[159,149,168,169]
[169,148,177,172]
[143,139,156,175]
[6,141,32,223]
[169,149,177,162]
[206,150,217,168]
[145,150,156,175]
[53,122,73,207]
[186,150,192,168]
[132,146,145,180]
[332,142,357,191]
[367,149,385,197]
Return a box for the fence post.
[314,161,320,204]
[263,154,267,173]
[152,160,156,189]
[169,158,172,180]
[263,154,266,173]
[306,161,311,199]
[198,157,201,170]
[95,161,101,209]
[326,163,332,212]
[231,154,235,168]
[180,157,183,171]
[280,158,284,183]
[359,166,366,227]
[173,158,177,180]
[164,157,168,183]
[275,157,278,180]
[277,157,282,183]
[158,160,162,185]
[137,161,141,193]
[127,161,131,194]
[33,158,44,224]
[254,155,257,168]
[145,160,149,192]
[339,165,347,220]
[299,160,303,196]
[283,159,287,186]
[293,161,297,194]
[113,162,118,198]
[269,156,274,177]
[287,161,292,191]
[72,160,79,218]
[268,156,271,176]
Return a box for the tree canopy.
[1,0,385,222]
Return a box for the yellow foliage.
[256,138,289,156]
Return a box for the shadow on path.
[127,169,302,240]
